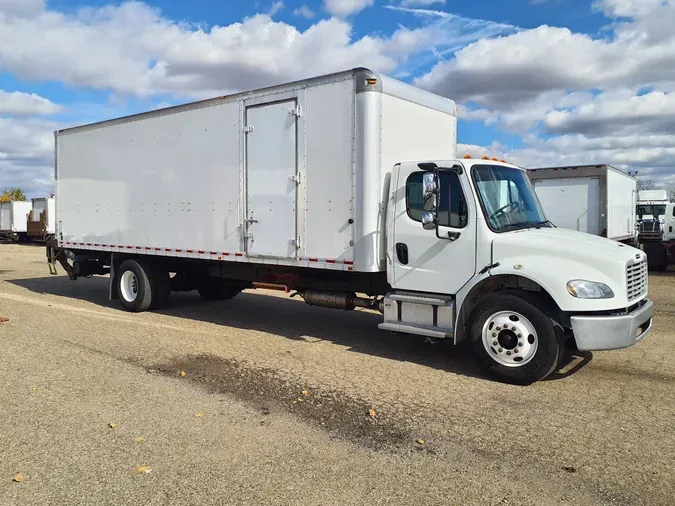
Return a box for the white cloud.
[0,90,62,116]
[0,117,56,196]
[0,0,44,17]
[323,0,374,17]
[398,0,445,6]
[293,4,316,18]
[267,1,284,16]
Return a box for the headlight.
[567,280,614,299]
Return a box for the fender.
[453,255,630,344]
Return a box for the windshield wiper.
[535,220,555,227]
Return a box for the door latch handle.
[246,218,258,224]
[447,231,461,241]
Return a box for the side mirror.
[422,211,436,230]
[422,172,438,211]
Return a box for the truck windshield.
[637,205,666,218]
[472,165,550,233]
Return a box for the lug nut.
[498,348,503,353]
[493,341,498,346]
[506,351,512,355]
[492,333,497,337]
[518,342,523,347]
[514,348,519,354]
[512,326,516,330]
[496,326,501,331]
[517,333,522,338]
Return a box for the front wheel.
[468,291,564,385]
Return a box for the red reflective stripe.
[155,248,161,251]
[210,251,217,255]
[235,253,243,257]
[198,250,205,254]
[309,258,318,262]
[223,252,229,256]
[145,247,151,250]
[344,260,354,265]
[187,250,194,253]
[136,246,141,250]
[102,244,107,247]
[165,248,171,252]
[326,259,336,264]
[176,249,182,252]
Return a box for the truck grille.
[626,260,647,301]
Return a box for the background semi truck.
[47,67,653,385]
[527,165,638,245]
[0,200,32,242]
[635,190,675,270]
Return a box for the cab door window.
[406,171,468,229]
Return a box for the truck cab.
[383,158,653,384]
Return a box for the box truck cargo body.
[55,69,456,273]
[47,68,653,385]
[527,165,637,244]
[0,201,32,240]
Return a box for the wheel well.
[455,275,563,343]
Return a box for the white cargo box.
[527,165,637,242]
[29,197,56,235]
[55,68,457,272]
[0,201,32,233]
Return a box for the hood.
[490,227,647,311]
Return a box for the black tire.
[468,291,565,385]
[151,265,171,309]
[197,282,241,301]
[117,259,155,312]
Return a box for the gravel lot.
[0,243,673,506]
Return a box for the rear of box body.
[55,68,457,273]
[0,201,31,232]
[529,165,636,242]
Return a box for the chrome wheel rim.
[481,311,538,367]
[120,271,139,303]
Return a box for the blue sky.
[1,0,674,196]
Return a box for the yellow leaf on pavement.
[13,473,24,483]
[416,439,425,445]
[301,390,309,396]
[368,409,377,418]
[179,371,186,377]
[194,412,205,417]
[135,437,145,443]
[134,466,152,475]
[108,422,117,429]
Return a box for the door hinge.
[289,104,301,117]
[289,237,301,249]
[243,125,254,133]
[289,173,302,184]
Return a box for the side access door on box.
[244,98,300,259]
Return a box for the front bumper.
[570,299,654,352]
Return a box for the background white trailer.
[27,197,56,238]
[0,201,32,234]
[55,67,457,273]
[527,165,637,243]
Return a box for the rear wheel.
[117,259,155,312]
[468,291,564,385]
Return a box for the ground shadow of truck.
[8,274,592,382]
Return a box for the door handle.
[396,243,409,265]
[246,218,258,224]
[447,231,461,241]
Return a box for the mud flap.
[109,253,119,301]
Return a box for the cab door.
[391,161,477,295]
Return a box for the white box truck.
[527,165,638,245]
[0,200,32,242]
[27,196,56,241]
[47,68,653,385]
